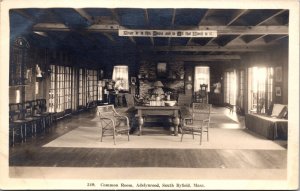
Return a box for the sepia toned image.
[0,0,299,190]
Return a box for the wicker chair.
[181,103,211,145]
[97,105,130,145]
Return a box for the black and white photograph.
[0,0,299,190]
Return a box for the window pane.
[248,67,273,113]
[112,65,129,91]
[223,70,237,105]
[194,66,210,92]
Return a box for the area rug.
[43,126,286,150]
[96,108,239,124]
[210,114,239,124]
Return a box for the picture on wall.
[275,66,282,82]
[157,62,167,78]
[275,86,282,96]
[131,77,136,84]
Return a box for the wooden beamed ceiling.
[10,8,289,62]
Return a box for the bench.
[245,104,288,140]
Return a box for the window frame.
[194,66,210,92]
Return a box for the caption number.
[87,183,95,187]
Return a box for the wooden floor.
[9,107,287,170]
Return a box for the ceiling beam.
[198,9,210,26]
[226,9,248,26]
[243,34,267,44]
[151,54,241,62]
[203,25,288,35]
[75,8,93,24]
[128,36,136,44]
[167,37,172,47]
[256,9,287,26]
[150,37,155,46]
[102,32,115,42]
[110,9,121,24]
[171,9,176,26]
[144,9,155,46]
[140,45,271,52]
[13,10,36,21]
[32,23,288,35]
[168,9,177,46]
[144,9,149,24]
[186,38,193,45]
[33,23,71,31]
[75,9,120,44]
[187,9,210,45]
[264,35,288,44]
[223,9,287,46]
[205,37,216,45]
[88,24,119,31]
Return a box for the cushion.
[267,103,274,116]
[277,106,288,119]
[271,104,286,117]
[284,111,288,119]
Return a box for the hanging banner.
[118,29,217,38]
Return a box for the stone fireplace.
[137,60,185,100]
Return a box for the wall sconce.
[188,76,192,81]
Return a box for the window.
[64,67,72,110]
[224,70,237,105]
[248,67,273,113]
[49,65,74,113]
[112,65,129,91]
[239,70,245,108]
[57,66,65,112]
[49,65,55,113]
[16,90,20,103]
[98,81,103,101]
[87,69,98,103]
[78,68,87,106]
[194,66,210,92]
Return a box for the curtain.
[248,67,273,113]
[224,70,237,105]
[112,65,129,91]
[194,66,210,92]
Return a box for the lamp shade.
[153,88,164,95]
[153,81,164,87]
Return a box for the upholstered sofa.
[245,104,288,140]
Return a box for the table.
[135,106,180,136]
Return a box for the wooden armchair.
[97,105,130,145]
[9,105,25,146]
[194,84,208,103]
[177,94,192,132]
[178,94,192,116]
[181,103,211,145]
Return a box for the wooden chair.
[9,108,25,146]
[97,105,130,145]
[177,94,192,132]
[181,103,211,145]
[23,101,41,137]
[125,93,142,108]
[124,93,135,108]
[194,84,208,103]
[124,94,142,129]
[178,94,192,108]
[34,99,54,131]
